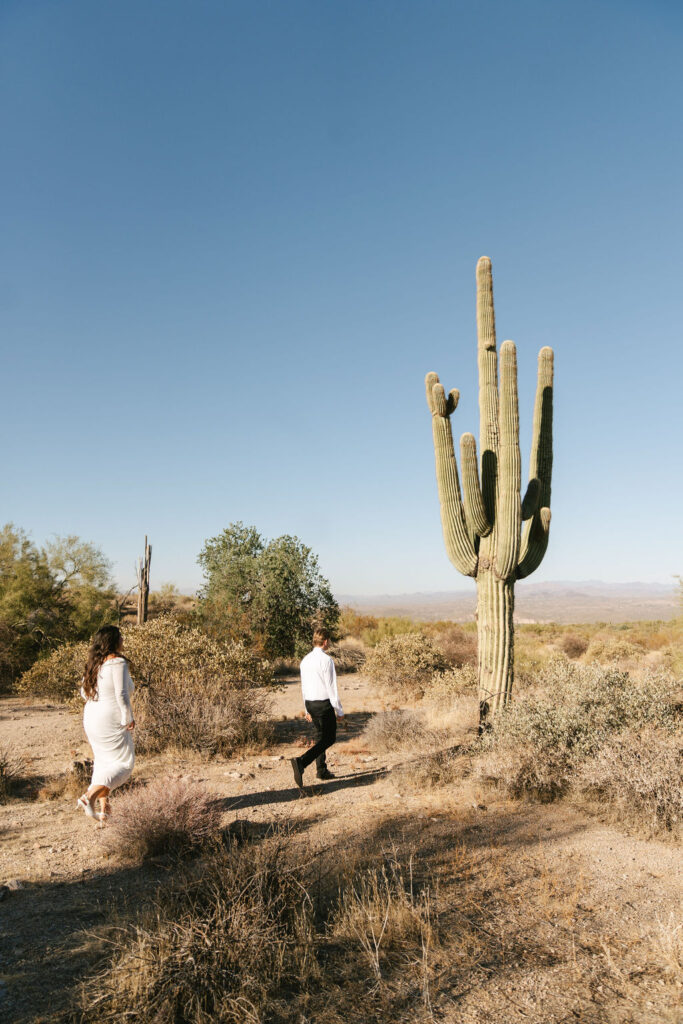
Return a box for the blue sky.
[1,0,681,595]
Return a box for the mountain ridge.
[337,582,679,624]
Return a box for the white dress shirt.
[300,646,343,716]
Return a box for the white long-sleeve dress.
[81,657,135,790]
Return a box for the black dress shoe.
[316,769,335,780]
[291,758,304,788]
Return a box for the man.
[291,628,343,787]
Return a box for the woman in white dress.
[77,625,135,823]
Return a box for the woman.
[77,625,135,824]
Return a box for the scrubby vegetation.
[17,615,273,702]
[106,778,222,861]
[473,658,682,831]
[0,525,115,691]
[0,744,27,802]
[18,617,274,757]
[364,633,447,698]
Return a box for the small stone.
[271,755,284,761]
[5,879,23,891]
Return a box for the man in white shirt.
[291,628,344,787]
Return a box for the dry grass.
[79,827,683,1024]
[105,778,222,861]
[37,758,93,802]
[0,744,27,802]
[80,837,315,1023]
[363,709,435,753]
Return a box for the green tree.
[45,535,115,640]
[197,522,338,658]
[0,525,115,690]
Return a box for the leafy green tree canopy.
[197,522,339,658]
[0,525,114,690]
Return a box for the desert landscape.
[1,608,681,1023]
[3,3,683,1022]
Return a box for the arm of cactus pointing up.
[426,372,478,577]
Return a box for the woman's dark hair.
[83,625,123,698]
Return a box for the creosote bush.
[106,778,222,861]
[364,633,447,698]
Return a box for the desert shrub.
[361,616,426,647]
[364,633,447,698]
[363,709,433,752]
[337,606,379,639]
[426,664,478,701]
[0,745,27,802]
[106,778,222,861]
[124,616,273,689]
[134,669,272,757]
[17,640,89,701]
[578,729,683,834]
[584,634,644,664]
[38,758,93,802]
[475,659,682,801]
[81,839,315,1023]
[17,615,272,702]
[431,624,477,667]
[329,637,366,673]
[399,746,464,789]
[560,632,590,659]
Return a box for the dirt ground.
[0,674,681,1023]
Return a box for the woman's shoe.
[77,795,97,820]
[95,811,110,826]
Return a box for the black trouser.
[299,699,337,775]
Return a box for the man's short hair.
[313,628,330,646]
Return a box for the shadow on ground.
[272,709,374,746]
[213,766,387,812]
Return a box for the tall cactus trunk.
[425,257,553,728]
[476,571,515,726]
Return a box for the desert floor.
[1,674,681,1023]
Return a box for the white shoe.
[77,795,97,820]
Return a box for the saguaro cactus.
[425,257,553,724]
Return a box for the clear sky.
[1,0,681,596]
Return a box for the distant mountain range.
[337,582,680,624]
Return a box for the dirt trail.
[0,675,681,1023]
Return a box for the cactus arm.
[517,347,554,578]
[426,373,478,577]
[460,433,492,538]
[521,478,541,520]
[495,341,522,579]
[476,257,500,522]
